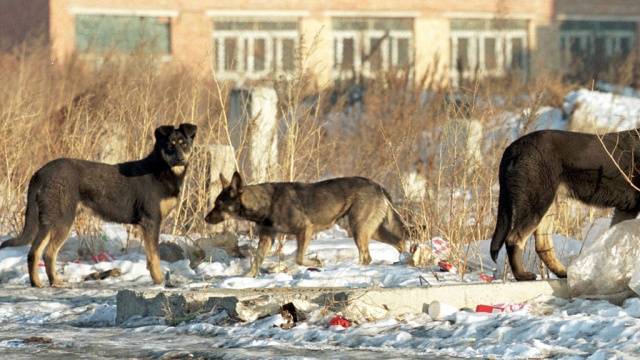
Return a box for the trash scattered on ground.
[479,273,494,283]
[83,268,122,281]
[475,303,530,314]
[90,251,115,263]
[279,302,298,329]
[428,300,458,320]
[438,260,454,272]
[329,314,351,328]
[22,336,53,345]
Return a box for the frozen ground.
[0,222,638,359]
[0,283,639,359]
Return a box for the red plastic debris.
[438,260,453,272]
[329,315,351,328]
[475,303,530,314]
[91,251,115,263]
[475,304,497,313]
[479,273,494,283]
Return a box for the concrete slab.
[116,280,570,324]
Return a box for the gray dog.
[205,172,410,277]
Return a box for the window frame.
[331,18,414,79]
[449,26,528,83]
[212,19,300,80]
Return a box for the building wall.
[5,0,640,84]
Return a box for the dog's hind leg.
[44,223,72,287]
[505,223,537,281]
[295,226,321,267]
[611,209,639,227]
[27,226,52,288]
[349,203,386,265]
[534,211,566,278]
[247,229,274,277]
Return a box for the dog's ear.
[178,123,197,140]
[230,171,243,195]
[219,173,230,188]
[154,125,174,140]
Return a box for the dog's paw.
[245,268,259,278]
[51,281,68,288]
[514,271,537,281]
[299,258,323,268]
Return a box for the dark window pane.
[369,37,384,71]
[224,38,237,71]
[397,38,410,67]
[341,38,355,70]
[484,37,497,70]
[457,38,470,70]
[620,37,632,56]
[254,38,266,71]
[511,38,524,69]
[281,38,295,71]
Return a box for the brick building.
[1,0,639,84]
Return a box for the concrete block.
[116,280,571,325]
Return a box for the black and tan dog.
[491,129,640,281]
[205,172,409,277]
[0,123,197,287]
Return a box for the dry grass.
[0,44,618,268]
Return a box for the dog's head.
[205,171,244,225]
[154,123,197,170]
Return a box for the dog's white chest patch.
[160,197,178,218]
[172,165,186,176]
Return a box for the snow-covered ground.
[0,282,639,359]
[0,221,637,359]
[0,223,582,290]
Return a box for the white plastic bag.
[568,219,640,297]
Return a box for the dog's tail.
[0,176,40,249]
[490,155,513,263]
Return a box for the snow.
[0,220,636,358]
[563,89,640,131]
[0,224,504,290]
[0,283,638,359]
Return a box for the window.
[449,19,529,83]
[331,17,414,78]
[212,18,299,80]
[75,15,171,55]
[560,20,636,70]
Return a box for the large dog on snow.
[0,123,197,287]
[491,129,640,281]
[205,172,410,277]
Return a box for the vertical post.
[228,87,279,183]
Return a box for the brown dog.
[0,123,197,287]
[205,172,409,277]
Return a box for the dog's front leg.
[141,219,164,285]
[295,226,322,267]
[247,229,273,277]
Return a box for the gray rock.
[158,242,186,263]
